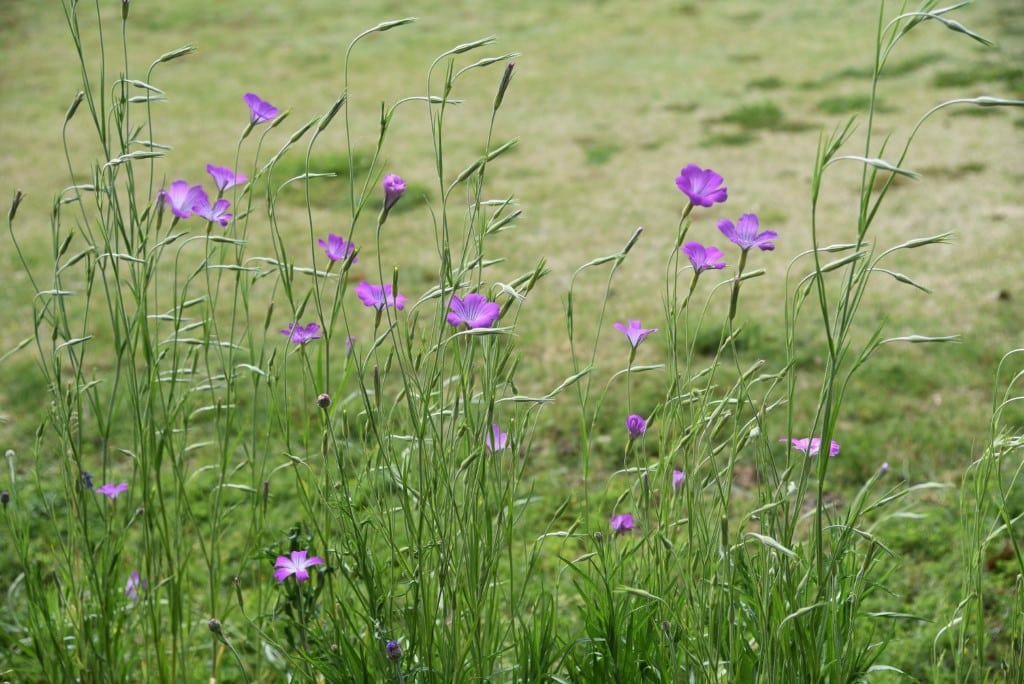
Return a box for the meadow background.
[1,0,1023,680]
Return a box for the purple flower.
[626,414,647,440]
[386,639,403,661]
[718,213,777,252]
[273,549,323,583]
[879,462,890,475]
[447,293,500,329]
[191,189,232,227]
[672,469,686,492]
[485,424,508,452]
[206,164,247,192]
[318,234,357,263]
[125,570,144,602]
[159,180,205,219]
[382,174,406,212]
[281,322,322,344]
[244,93,279,124]
[782,437,840,458]
[81,471,94,490]
[613,320,658,349]
[610,513,635,535]
[682,242,727,273]
[355,282,406,311]
[675,165,728,207]
[97,482,129,499]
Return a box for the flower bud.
[386,639,403,661]
[317,393,331,409]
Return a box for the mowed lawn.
[1,0,1022,677]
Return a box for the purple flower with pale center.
[97,482,128,499]
[682,242,727,273]
[485,424,508,452]
[206,164,247,192]
[447,293,500,329]
[318,234,357,263]
[355,282,406,311]
[675,165,728,207]
[782,437,840,458]
[125,570,144,602]
[626,414,647,440]
[718,213,777,252]
[672,469,686,491]
[281,322,322,344]
[610,513,635,535]
[191,189,232,227]
[613,320,658,349]
[159,180,205,219]
[273,549,323,583]
[382,174,406,212]
[244,93,279,124]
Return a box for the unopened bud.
[385,639,403,661]
[317,393,331,409]
[0,491,9,507]
[208,618,222,635]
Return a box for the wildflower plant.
[2,1,1022,683]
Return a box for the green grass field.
[1,0,1022,680]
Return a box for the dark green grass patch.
[932,62,1024,90]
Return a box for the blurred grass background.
[1,0,1022,677]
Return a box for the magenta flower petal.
[382,174,406,212]
[318,234,357,263]
[207,164,247,192]
[192,190,232,227]
[96,482,129,499]
[273,549,324,584]
[626,414,647,440]
[355,282,406,311]
[672,469,686,492]
[610,513,635,535]
[281,322,322,344]
[675,165,728,207]
[125,570,144,602]
[447,293,500,329]
[682,242,727,273]
[782,437,840,458]
[613,320,658,349]
[485,423,508,451]
[244,92,279,124]
[159,180,206,219]
[718,213,777,251]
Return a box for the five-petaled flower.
[782,437,840,458]
[159,180,205,219]
[318,234,357,263]
[97,482,129,499]
[191,189,232,227]
[206,164,247,192]
[610,513,635,535]
[244,93,279,124]
[718,213,777,251]
[125,570,144,602]
[672,469,686,491]
[613,320,658,349]
[682,242,727,273]
[281,322,322,344]
[626,414,647,440]
[447,293,500,329]
[355,282,406,311]
[274,549,324,583]
[485,424,508,452]
[675,165,728,207]
[382,174,406,212]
